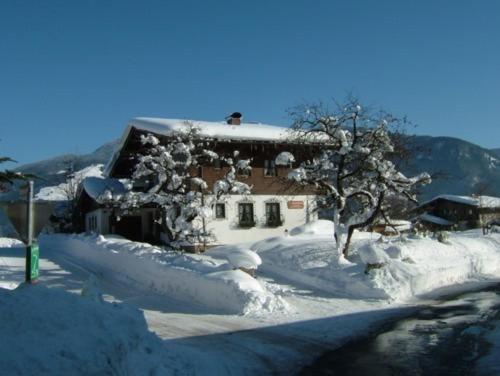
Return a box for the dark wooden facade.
[416,197,500,230]
[416,198,479,229]
[108,127,318,195]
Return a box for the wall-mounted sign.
[287,201,304,209]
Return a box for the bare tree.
[278,98,431,257]
[0,155,34,192]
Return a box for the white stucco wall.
[85,194,318,245]
[205,194,318,245]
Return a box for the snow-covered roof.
[81,177,127,203]
[479,196,500,208]
[419,213,454,226]
[104,117,295,177]
[131,118,291,142]
[418,194,500,209]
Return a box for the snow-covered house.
[76,116,320,246]
[415,194,500,230]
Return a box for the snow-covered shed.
[77,117,320,246]
[76,177,160,242]
[415,194,500,230]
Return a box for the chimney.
[226,112,242,125]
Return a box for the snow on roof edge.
[419,213,454,226]
[418,195,478,208]
[81,176,127,203]
[417,194,500,209]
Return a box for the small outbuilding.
[414,194,500,231]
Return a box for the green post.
[26,244,39,283]
[25,180,39,283]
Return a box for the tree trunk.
[333,207,341,251]
[342,226,355,257]
[341,192,385,258]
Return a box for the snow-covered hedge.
[253,220,500,301]
[39,234,286,315]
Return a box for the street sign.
[26,244,39,283]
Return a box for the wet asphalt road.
[301,284,500,376]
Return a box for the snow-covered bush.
[209,247,262,276]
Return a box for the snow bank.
[252,220,500,301]
[39,234,286,315]
[361,232,500,300]
[289,219,335,237]
[0,284,174,375]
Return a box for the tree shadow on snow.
[162,305,418,375]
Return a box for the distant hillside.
[490,148,500,158]
[401,136,500,199]
[3,134,500,202]
[15,140,118,193]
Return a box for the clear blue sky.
[1,1,499,166]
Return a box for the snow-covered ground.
[1,221,500,374]
[252,221,500,301]
[0,284,178,375]
[39,233,286,315]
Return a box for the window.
[213,159,222,169]
[238,203,255,228]
[265,203,282,227]
[215,203,226,219]
[264,160,277,177]
[88,215,97,232]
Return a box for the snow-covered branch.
[283,99,431,256]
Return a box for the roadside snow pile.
[39,234,286,315]
[252,220,500,301]
[0,283,175,375]
[35,164,104,201]
[356,232,500,300]
[0,238,25,289]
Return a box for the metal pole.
[26,180,34,246]
[25,180,39,283]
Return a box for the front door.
[113,216,143,242]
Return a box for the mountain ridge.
[9,135,500,201]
